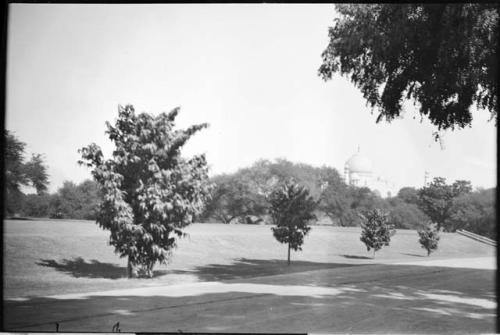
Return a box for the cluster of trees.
[4,131,102,220]
[200,160,496,239]
[21,180,101,220]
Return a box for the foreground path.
[4,257,496,333]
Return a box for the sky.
[6,4,497,194]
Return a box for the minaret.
[344,163,349,185]
[424,171,429,186]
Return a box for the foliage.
[79,105,211,278]
[386,198,429,230]
[22,193,53,218]
[268,180,317,265]
[319,4,498,131]
[318,182,351,226]
[201,173,267,224]
[4,130,49,216]
[418,223,440,256]
[418,177,472,231]
[202,159,342,224]
[396,187,420,206]
[48,180,102,220]
[23,154,49,194]
[447,188,495,239]
[204,159,393,227]
[359,209,395,257]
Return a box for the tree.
[448,188,495,239]
[22,193,53,218]
[202,174,267,224]
[418,223,440,256]
[23,154,49,194]
[4,130,49,216]
[319,4,498,132]
[268,180,317,265]
[396,187,420,206]
[318,184,351,226]
[359,209,395,258]
[418,177,472,231]
[387,199,429,230]
[79,105,211,278]
[49,180,102,220]
[202,159,344,224]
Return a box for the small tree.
[79,105,211,278]
[418,223,440,256]
[268,180,316,265]
[359,209,395,258]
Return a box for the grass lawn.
[3,219,495,299]
[3,219,496,333]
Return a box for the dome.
[345,150,373,173]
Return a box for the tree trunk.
[147,262,154,278]
[127,257,137,278]
[373,249,375,259]
[427,249,431,256]
[287,242,291,266]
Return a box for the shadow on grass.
[171,258,363,281]
[4,264,496,333]
[341,254,373,260]
[36,258,167,279]
[400,252,426,257]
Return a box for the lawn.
[3,219,495,299]
[3,219,496,333]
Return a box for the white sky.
[6,4,497,194]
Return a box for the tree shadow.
[170,258,363,281]
[341,254,373,260]
[37,258,168,279]
[5,264,495,333]
[400,252,426,257]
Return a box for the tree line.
[199,159,495,239]
[5,130,495,240]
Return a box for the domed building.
[344,147,398,198]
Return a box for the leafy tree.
[4,130,49,216]
[22,193,53,218]
[49,180,101,220]
[202,174,267,224]
[387,199,429,230]
[79,105,211,278]
[359,209,395,258]
[318,184,351,226]
[448,188,495,239]
[268,180,317,265]
[418,177,472,231]
[418,223,440,256]
[319,4,498,132]
[23,154,49,194]
[396,187,420,206]
[350,186,388,212]
[202,160,344,224]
